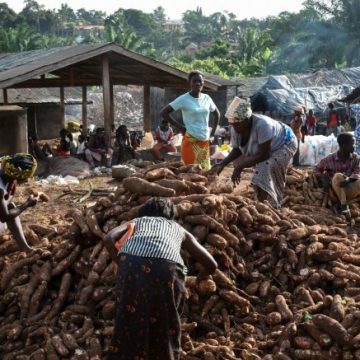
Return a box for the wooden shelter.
[0,88,92,139]
[0,43,219,145]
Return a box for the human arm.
[0,190,37,222]
[231,140,271,185]
[160,105,186,134]
[209,108,220,138]
[209,147,242,176]
[103,223,128,263]
[182,229,217,277]
[313,158,331,191]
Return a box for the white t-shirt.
[231,114,295,155]
[77,142,86,155]
[170,92,217,141]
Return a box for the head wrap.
[225,97,253,124]
[294,105,305,114]
[1,153,37,180]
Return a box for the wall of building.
[29,104,64,140]
[0,106,28,156]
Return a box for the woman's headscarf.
[1,153,37,180]
[225,97,253,124]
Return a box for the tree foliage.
[1,0,360,77]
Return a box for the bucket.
[164,152,181,161]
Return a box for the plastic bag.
[140,132,154,149]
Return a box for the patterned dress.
[106,217,186,360]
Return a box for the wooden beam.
[82,86,88,133]
[110,83,114,129]
[102,54,112,148]
[69,67,75,86]
[60,87,65,128]
[143,85,151,132]
[9,77,189,89]
[3,89,8,104]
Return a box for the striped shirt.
[119,217,185,267]
[314,152,360,179]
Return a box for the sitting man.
[314,132,360,218]
[84,128,112,168]
[152,119,177,161]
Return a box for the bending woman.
[104,197,217,360]
[160,70,220,170]
[211,98,297,208]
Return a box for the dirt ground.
[17,176,121,230]
[14,166,252,232]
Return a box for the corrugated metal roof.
[206,74,244,87]
[0,87,89,104]
[0,47,72,72]
[0,43,220,91]
[236,76,268,98]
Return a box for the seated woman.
[113,125,136,164]
[56,129,71,157]
[152,119,177,161]
[84,128,110,168]
[211,97,297,208]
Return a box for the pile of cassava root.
[1,161,360,359]
[283,167,360,222]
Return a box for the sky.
[6,0,305,20]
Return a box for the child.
[152,119,177,160]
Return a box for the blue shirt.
[170,92,217,141]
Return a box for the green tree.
[76,8,106,25]
[183,7,212,45]
[57,3,76,24]
[237,27,273,63]
[151,6,167,23]
[0,3,17,28]
[304,0,360,66]
[122,9,157,37]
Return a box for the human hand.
[208,163,225,176]
[340,179,350,188]
[26,195,38,208]
[231,166,243,186]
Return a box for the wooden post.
[110,83,114,129]
[60,87,65,128]
[82,86,88,133]
[3,89,8,104]
[102,55,111,147]
[143,85,151,132]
